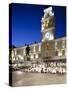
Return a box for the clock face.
[45,32,50,39]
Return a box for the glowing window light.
[35,54,38,58]
[31,55,34,59]
[39,45,41,51]
[18,55,24,60]
[58,51,62,56]
[62,41,65,48]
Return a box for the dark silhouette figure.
[25,45,30,56]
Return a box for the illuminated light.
[31,55,34,59]
[55,42,57,46]
[42,39,44,42]
[62,40,65,48]
[35,54,38,58]
[18,63,21,66]
[42,25,44,31]
[45,32,50,39]
[16,71,22,75]
[13,64,17,67]
[39,45,41,51]
[12,50,14,58]
[21,56,24,60]
[12,57,15,61]
[62,43,65,48]
[44,7,54,17]
[45,22,48,28]
[18,55,24,60]
[49,34,54,40]
[43,32,54,41]
[58,51,62,56]
[23,48,26,55]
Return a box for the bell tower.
[41,7,55,42]
[41,7,55,59]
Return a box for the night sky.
[10,3,66,47]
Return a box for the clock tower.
[41,7,55,42]
[41,7,55,59]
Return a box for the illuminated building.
[10,7,66,67]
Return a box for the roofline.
[55,36,66,41]
[13,36,66,49]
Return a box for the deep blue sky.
[10,3,66,47]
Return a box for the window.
[39,53,41,58]
[35,54,38,59]
[55,51,58,56]
[17,49,20,54]
[62,40,65,48]
[31,55,34,59]
[35,45,39,52]
[62,50,65,56]
[55,42,58,49]
[34,54,35,58]
[30,46,34,53]
[17,49,23,56]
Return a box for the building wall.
[41,40,55,58]
[11,37,66,63]
[11,43,41,62]
[54,37,66,57]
